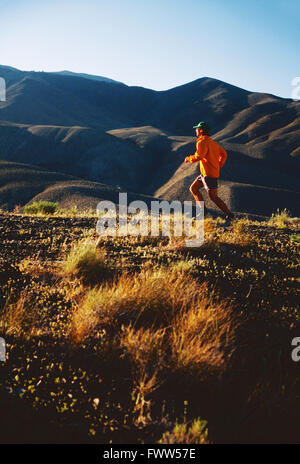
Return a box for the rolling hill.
[0,65,299,216]
[0,160,161,211]
[52,70,123,85]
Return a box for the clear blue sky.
[0,0,299,97]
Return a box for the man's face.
[196,128,204,137]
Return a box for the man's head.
[193,121,210,137]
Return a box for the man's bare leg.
[189,178,208,216]
[208,188,233,216]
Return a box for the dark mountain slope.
[0,67,155,128]
[0,122,159,191]
[0,160,160,211]
[52,70,123,85]
[0,66,299,216]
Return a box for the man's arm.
[185,139,208,163]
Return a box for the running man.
[185,121,235,221]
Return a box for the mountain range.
[0,64,299,217]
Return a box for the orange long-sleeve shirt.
[186,135,227,178]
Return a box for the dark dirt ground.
[0,213,299,444]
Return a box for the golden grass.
[132,371,160,427]
[202,217,255,248]
[61,238,112,284]
[0,293,31,336]
[0,292,45,338]
[204,217,218,234]
[121,324,166,372]
[72,263,237,384]
[221,218,255,247]
[0,281,75,339]
[171,297,234,375]
[71,265,204,340]
[268,208,300,229]
[18,257,60,282]
[158,418,210,444]
[166,217,255,253]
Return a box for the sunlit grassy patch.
[0,282,73,338]
[170,295,235,376]
[121,324,166,372]
[1,210,300,444]
[61,238,113,285]
[24,201,58,215]
[72,262,236,384]
[158,417,210,444]
[221,218,255,247]
[71,266,201,340]
[268,208,300,229]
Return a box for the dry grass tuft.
[0,292,45,338]
[132,371,160,427]
[18,258,60,281]
[268,208,300,229]
[72,263,237,386]
[71,266,204,340]
[0,293,33,337]
[171,297,234,376]
[168,217,255,254]
[121,324,166,372]
[222,219,255,247]
[158,418,210,444]
[61,238,113,285]
[204,217,218,234]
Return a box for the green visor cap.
[193,121,210,129]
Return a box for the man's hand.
[185,156,191,163]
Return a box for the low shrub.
[24,201,58,215]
